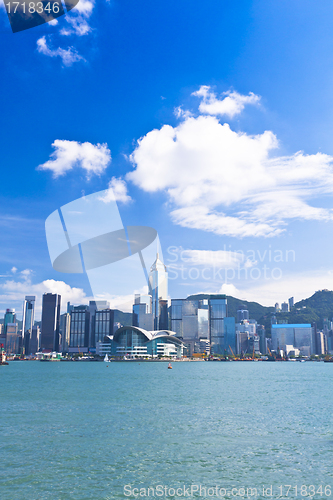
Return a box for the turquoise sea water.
[0,361,332,500]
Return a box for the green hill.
[186,293,274,323]
[187,290,333,333]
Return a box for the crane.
[229,345,236,357]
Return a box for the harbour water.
[0,361,332,500]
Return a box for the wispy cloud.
[38,139,111,178]
[60,0,95,36]
[127,87,333,238]
[37,36,85,66]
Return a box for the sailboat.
[104,354,109,362]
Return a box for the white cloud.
[48,19,59,26]
[127,89,333,238]
[99,177,133,204]
[222,269,333,307]
[36,36,85,66]
[192,86,260,118]
[59,0,94,36]
[0,276,88,318]
[11,267,17,274]
[219,283,240,297]
[38,139,111,178]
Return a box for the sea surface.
[0,361,332,500]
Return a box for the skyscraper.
[209,296,227,355]
[22,296,35,354]
[148,253,168,330]
[237,306,249,323]
[41,293,61,351]
[4,308,16,336]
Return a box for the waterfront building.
[149,253,168,330]
[6,323,19,354]
[257,325,266,354]
[28,325,40,354]
[111,326,184,358]
[60,313,71,353]
[271,323,315,356]
[170,295,231,355]
[88,300,110,347]
[171,298,210,355]
[68,305,90,353]
[94,309,114,345]
[223,316,236,355]
[288,297,294,310]
[22,296,35,354]
[41,293,61,351]
[275,303,280,312]
[209,296,227,354]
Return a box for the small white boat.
[104,354,109,362]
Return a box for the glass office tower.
[41,293,61,351]
[22,296,35,354]
[209,296,227,354]
[149,253,168,330]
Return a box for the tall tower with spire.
[149,253,168,330]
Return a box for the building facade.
[41,293,61,351]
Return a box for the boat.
[168,363,172,369]
[104,354,109,362]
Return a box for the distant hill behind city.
[187,290,333,333]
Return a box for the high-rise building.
[237,307,249,323]
[60,313,71,353]
[4,308,16,336]
[88,300,110,347]
[271,323,315,356]
[22,296,35,354]
[94,309,114,345]
[41,293,61,351]
[257,325,266,354]
[149,253,168,330]
[29,325,40,354]
[288,297,294,310]
[281,302,289,313]
[68,305,90,353]
[133,294,153,331]
[6,323,19,354]
[209,296,227,355]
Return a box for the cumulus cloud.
[192,86,260,118]
[38,139,111,178]
[37,36,85,66]
[99,177,132,204]
[127,88,333,238]
[60,0,95,36]
[0,276,88,317]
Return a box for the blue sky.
[1,0,333,317]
